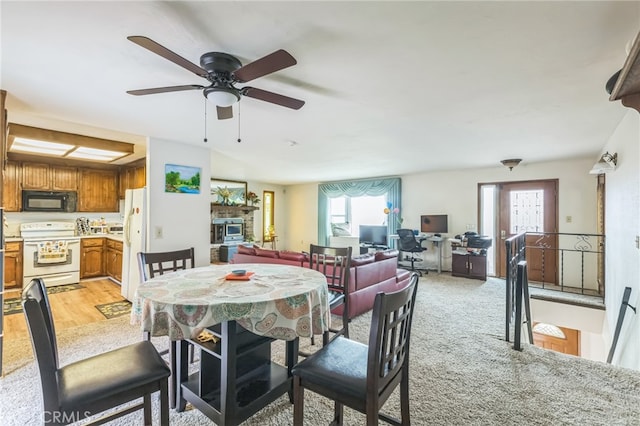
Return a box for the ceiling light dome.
[204,87,240,107]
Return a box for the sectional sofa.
[230,245,412,318]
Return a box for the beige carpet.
[2,274,640,425]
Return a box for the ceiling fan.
[126,36,305,120]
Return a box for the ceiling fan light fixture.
[204,87,240,107]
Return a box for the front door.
[532,322,580,356]
[496,179,558,284]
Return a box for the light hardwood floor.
[3,278,125,341]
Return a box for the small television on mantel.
[420,215,448,234]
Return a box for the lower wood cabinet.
[451,253,487,281]
[80,238,104,279]
[4,241,23,289]
[105,239,123,283]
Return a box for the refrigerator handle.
[124,208,133,247]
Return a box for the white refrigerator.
[121,187,147,302]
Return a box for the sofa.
[230,245,412,319]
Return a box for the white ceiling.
[2,1,638,184]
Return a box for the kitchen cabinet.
[118,163,146,199]
[22,163,78,191]
[452,252,487,281]
[4,241,23,289]
[78,168,118,212]
[2,161,21,212]
[80,238,104,279]
[105,239,123,283]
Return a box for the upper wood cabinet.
[3,161,21,212]
[78,168,118,212]
[118,163,146,199]
[22,162,78,191]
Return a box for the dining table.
[131,263,331,426]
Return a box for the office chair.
[22,278,170,425]
[396,228,427,276]
[292,272,419,426]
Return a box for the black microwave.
[22,190,78,212]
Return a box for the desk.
[132,263,330,425]
[427,236,443,273]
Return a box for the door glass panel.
[510,190,544,233]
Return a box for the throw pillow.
[237,245,256,255]
[254,247,279,258]
[279,250,306,262]
[375,249,399,261]
[331,223,352,237]
[350,253,375,266]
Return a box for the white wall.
[600,110,640,369]
[283,183,318,252]
[147,138,211,267]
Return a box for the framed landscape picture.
[164,164,201,194]
[210,178,247,205]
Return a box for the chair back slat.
[22,278,62,412]
[137,247,195,280]
[367,273,419,394]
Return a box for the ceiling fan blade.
[127,85,204,96]
[243,87,305,110]
[216,106,233,120]
[233,49,297,83]
[128,36,208,78]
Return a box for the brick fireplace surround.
[210,204,259,263]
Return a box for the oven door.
[23,239,81,286]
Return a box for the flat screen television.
[358,225,388,246]
[420,215,448,234]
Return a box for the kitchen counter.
[4,235,124,242]
[81,234,123,242]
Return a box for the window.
[329,195,387,236]
[262,190,275,242]
[329,196,349,226]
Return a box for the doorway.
[532,322,580,356]
[481,179,558,282]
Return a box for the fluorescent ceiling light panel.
[11,137,74,155]
[66,147,128,161]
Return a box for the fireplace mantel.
[211,204,259,214]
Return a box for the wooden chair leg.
[333,401,344,426]
[293,376,304,426]
[143,393,151,425]
[160,379,169,426]
[400,371,410,424]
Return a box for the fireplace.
[212,218,245,244]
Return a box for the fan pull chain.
[203,99,208,143]
[237,102,242,143]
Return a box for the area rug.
[3,283,85,315]
[95,300,132,319]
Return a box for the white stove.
[20,222,80,287]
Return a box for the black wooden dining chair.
[22,278,171,425]
[137,247,195,280]
[137,247,196,359]
[292,272,419,426]
[308,244,352,348]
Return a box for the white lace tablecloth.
[131,263,331,341]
